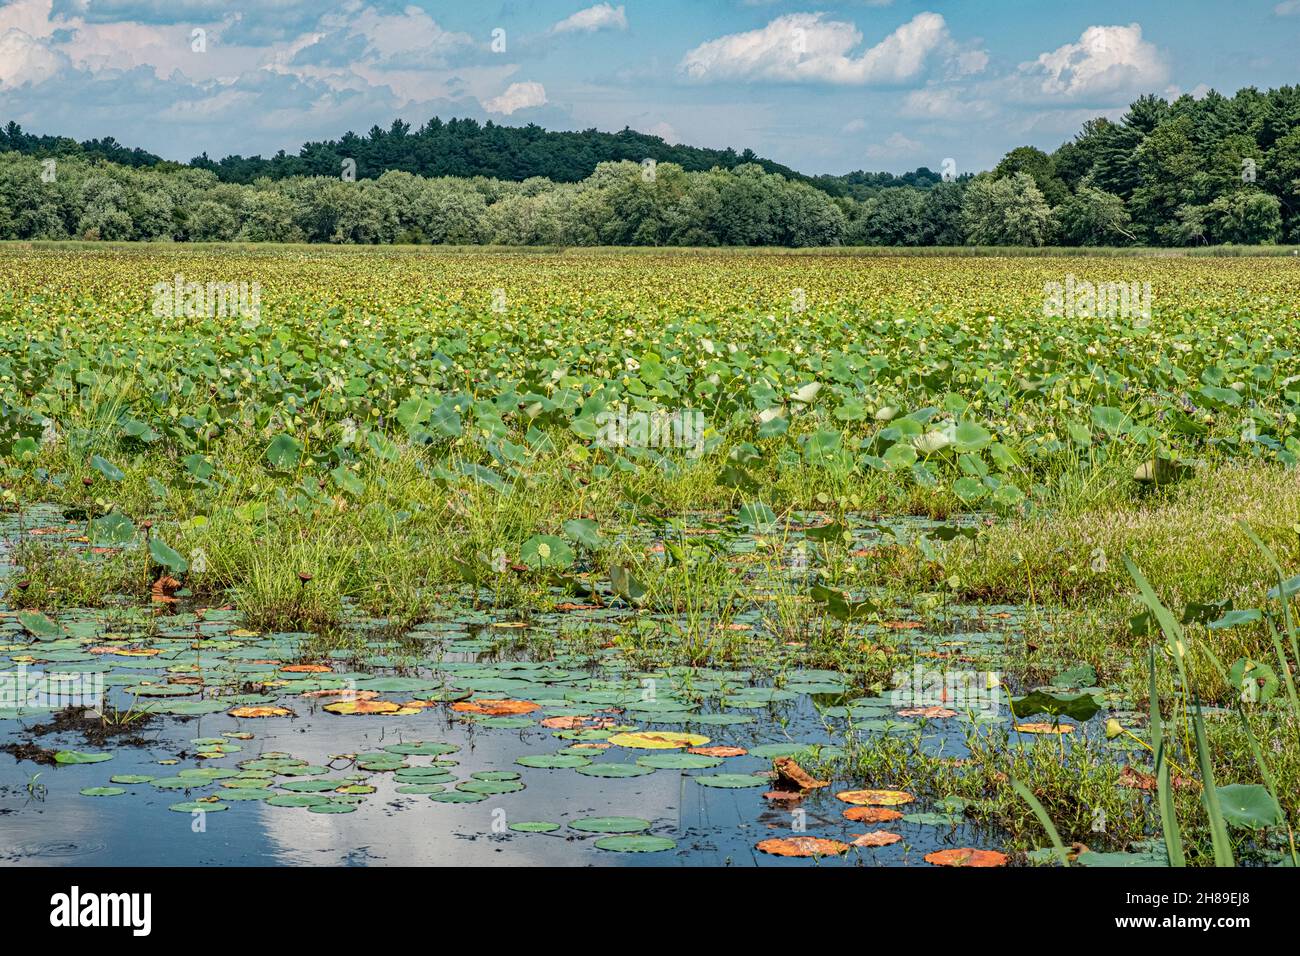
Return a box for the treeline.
[0,115,962,201]
[185,117,816,188]
[0,122,163,169]
[0,85,1297,246]
[0,157,849,246]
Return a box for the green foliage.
[961,173,1052,246]
[4,83,1299,247]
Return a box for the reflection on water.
[2,506,1069,866]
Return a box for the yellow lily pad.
[606,731,710,750]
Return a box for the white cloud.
[841,118,866,133]
[903,87,993,118]
[949,48,988,77]
[1018,23,1168,100]
[1275,1,1300,16]
[647,120,679,143]
[157,87,259,121]
[0,26,65,87]
[552,4,627,35]
[483,80,547,114]
[866,131,921,159]
[680,12,950,85]
[0,0,57,39]
[340,5,473,64]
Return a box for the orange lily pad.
[843,806,904,823]
[924,848,1009,867]
[851,831,902,847]
[756,836,850,857]
[228,705,294,718]
[688,745,747,757]
[762,790,806,804]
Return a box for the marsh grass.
[6,539,136,610]
[824,727,1152,853]
[882,463,1300,701]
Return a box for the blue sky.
[1,0,1297,175]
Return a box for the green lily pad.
[574,763,654,778]
[266,794,330,807]
[168,801,228,813]
[53,750,113,765]
[692,773,767,788]
[593,835,676,853]
[509,821,561,833]
[456,779,525,795]
[570,816,651,833]
[516,753,591,769]
[428,790,488,803]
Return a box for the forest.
[1,86,1296,247]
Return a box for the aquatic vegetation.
[2,246,1298,866]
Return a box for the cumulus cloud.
[679,12,951,85]
[0,0,531,156]
[483,81,547,115]
[0,26,65,87]
[1016,23,1168,101]
[551,4,627,35]
[1,0,313,83]
[342,5,471,65]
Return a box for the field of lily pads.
[1,243,1298,867]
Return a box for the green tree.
[239,189,303,243]
[1206,189,1283,243]
[992,146,1068,206]
[1052,187,1135,245]
[918,181,966,245]
[961,173,1051,246]
[850,188,924,245]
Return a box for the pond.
[1,505,1092,866]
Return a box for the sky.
[0,0,1297,176]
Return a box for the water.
[1,505,1071,866]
